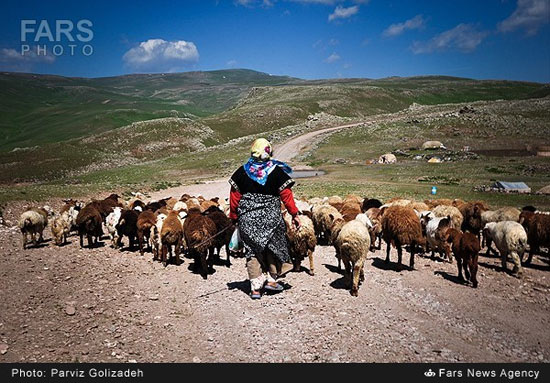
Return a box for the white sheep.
[172,201,188,212]
[482,221,527,276]
[312,204,343,245]
[334,219,371,296]
[50,211,71,246]
[423,215,454,262]
[105,207,122,248]
[18,206,53,249]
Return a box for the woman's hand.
[292,215,301,230]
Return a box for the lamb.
[75,204,103,248]
[482,221,527,276]
[18,206,52,249]
[60,199,83,234]
[283,212,317,275]
[432,205,463,230]
[115,209,139,250]
[203,205,234,267]
[312,204,343,245]
[421,214,453,262]
[518,211,550,265]
[445,228,481,288]
[159,210,186,267]
[137,210,157,255]
[172,201,188,212]
[381,205,425,270]
[327,195,343,212]
[183,208,217,278]
[50,211,71,246]
[334,219,371,296]
[105,207,122,248]
[361,198,383,213]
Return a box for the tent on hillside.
[492,181,531,194]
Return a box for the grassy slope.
[0,70,549,205]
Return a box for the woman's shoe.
[250,290,262,299]
[264,282,284,292]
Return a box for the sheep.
[184,198,202,212]
[137,210,157,256]
[330,216,347,270]
[361,198,383,213]
[203,205,234,267]
[432,205,463,231]
[518,211,550,265]
[183,208,217,278]
[365,207,383,250]
[408,201,430,212]
[172,201,188,212]
[283,211,317,275]
[460,201,489,235]
[445,228,480,288]
[50,211,71,246]
[482,221,527,276]
[312,204,343,245]
[481,206,521,255]
[339,201,362,222]
[327,195,343,211]
[75,204,103,248]
[115,209,139,250]
[200,199,218,212]
[421,214,453,262]
[334,219,371,296]
[294,199,312,214]
[152,213,168,262]
[343,194,363,205]
[60,199,83,233]
[105,207,122,248]
[144,199,167,213]
[381,205,425,270]
[18,206,52,249]
[159,210,185,267]
[88,193,122,220]
[384,198,412,207]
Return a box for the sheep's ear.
[329,213,334,221]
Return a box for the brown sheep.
[519,211,550,265]
[339,201,362,222]
[116,209,139,250]
[200,200,218,212]
[203,205,234,267]
[381,206,425,270]
[75,204,103,248]
[283,212,317,275]
[183,208,217,279]
[445,228,480,288]
[88,194,122,220]
[159,210,185,267]
[460,201,489,236]
[137,210,157,255]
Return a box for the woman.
[229,138,301,299]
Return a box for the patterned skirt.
[237,193,290,264]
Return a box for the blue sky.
[0,0,549,82]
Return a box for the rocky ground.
[0,221,548,363]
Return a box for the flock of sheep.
[17,192,550,296]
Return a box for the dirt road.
[149,121,366,201]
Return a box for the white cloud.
[0,46,55,71]
[411,24,487,54]
[324,52,341,63]
[122,39,199,72]
[498,0,549,35]
[383,15,425,37]
[226,59,238,67]
[328,5,359,22]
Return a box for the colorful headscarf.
[244,138,292,185]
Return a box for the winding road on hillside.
[149,120,376,201]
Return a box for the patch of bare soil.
[0,224,548,363]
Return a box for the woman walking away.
[229,138,301,300]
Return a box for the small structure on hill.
[536,145,550,157]
[536,185,550,195]
[492,181,531,194]
[378,153,397,164]
[427,157,442,163]
[422,141,446,150]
